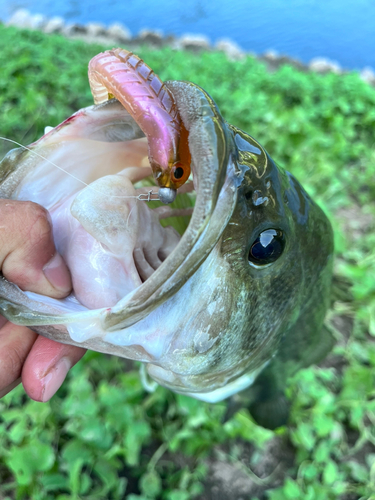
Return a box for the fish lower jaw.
[146,361,269,402]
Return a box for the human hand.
[0,200,86,401]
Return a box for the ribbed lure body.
[88,49,191,200]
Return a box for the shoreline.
[3,8,375,87]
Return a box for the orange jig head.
[88,48,191,203]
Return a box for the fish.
[0,70,334,429]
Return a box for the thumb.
[0,200,72,298]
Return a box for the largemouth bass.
[0,63,334,428]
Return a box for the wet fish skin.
[220,124,334,428]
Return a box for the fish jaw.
[71,234,269,394]
[0,207,268,395]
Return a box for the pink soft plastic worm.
[88,49,191,203]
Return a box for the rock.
[179,34,211,52]
[86,22,107,38]
[164,34,177,45]
[7,10,47,30]
[261,51,307,72]
[261,50,282,71]
[138,29,164,47]
[29,13,47,30]
[261,50,283,71]
[309,57,342,74]
[216,38,246,61]
[43,16,65,34]
[107,22,131,42]
[7,9,32,28]
[263,49,279,62]
[360,67,375,86]
[62,23,87,37]
[275,55,306,71]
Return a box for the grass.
[0,24,375,499]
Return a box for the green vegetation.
[0,25,374,499]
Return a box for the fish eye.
[248,229,285,265]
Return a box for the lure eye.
[248,229,285,265]
[173,166,184,179]
[170,162,191,187]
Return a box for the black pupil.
[249,229,285,265]
[174,167,184,179]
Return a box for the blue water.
[1,0,374,70]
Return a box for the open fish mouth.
[0,81,245,395]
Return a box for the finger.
[0,377,21,398]
[0,315,7,330]
[0,322,37,396]
[22,336,86,402]
[0,199,71,298]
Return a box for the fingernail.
[43,253,71,293]
[41,357,71,402]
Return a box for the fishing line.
[0,136,160,202]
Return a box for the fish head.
[0,81,333,401]
[143,104,333,399]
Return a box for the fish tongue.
[71,173,139,256]
[50,174,142,309]
[66,173,180,309]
